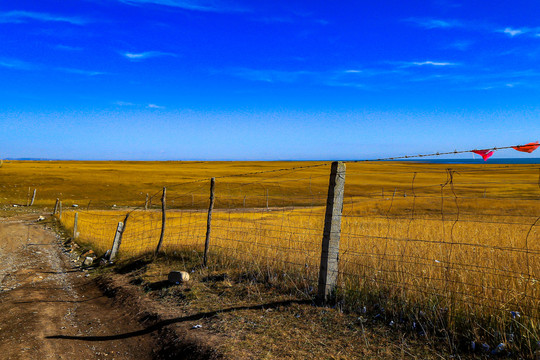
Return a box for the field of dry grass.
[1,160,539,354]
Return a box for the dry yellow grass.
[2,160,539,351]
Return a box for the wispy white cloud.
[55,44,83,51]
[325,81,367,89]
[501,27,526,37]
[57,68,106,76]
[498,26,540,38]
[0,58,105,76]
[118,0,246,13]
[222,63,540,92]
[408,17,540,40]
[225,67,399,89]
[0,58,37,70]
[123,51,177,61]
[114,101,136,106]
[446,40,473,51]
[229,68,312,83]
[397,61,457,68]
[113,101,165,108]
[405,17,463,29]
[412,61,456,66]
[0,10,87,25]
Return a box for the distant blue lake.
[399,158,540,164]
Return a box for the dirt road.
[0,215,157,360]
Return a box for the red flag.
[472,149,494,161]
[512,141,539,153]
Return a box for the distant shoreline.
[395,158,540,164]
[3,158,540,164]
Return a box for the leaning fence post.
[110,214,129,262]
[317,161,346,302]
[73,212,78,239]
[29,189,36,206]
[155,187,167,255]
[203,178,216,267]
[53,198,59,216]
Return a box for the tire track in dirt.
[0,215,157,360]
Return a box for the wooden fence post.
[30,189,36,206]
[59,201,63,220]
[203,178,216,267]
[317,161,346,302]
[110,214,129,262]
[266,188,269,210]
[155,187,167,255]
[53,198,59,215]
[73,212,78,239]
[145,193,149,210]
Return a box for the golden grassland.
[2,160,540,351]
[1,159,539,208]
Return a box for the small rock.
[81,250,95,258]
[168,271,190,284]
[37,216,45,222]
[72,204,79,208]
[191,324,202,329]
[492,343,505,355]
[83,257,94,266]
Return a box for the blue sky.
[1,0,539,160]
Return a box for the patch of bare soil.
[0,214,205,360]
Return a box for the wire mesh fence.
[56,160,540,351]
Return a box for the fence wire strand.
[55,149,540,351]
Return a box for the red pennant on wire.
[472,149,494,161]
[512,141,539,153]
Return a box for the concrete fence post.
[110,213,129,262]
[203,178,216,267]
[30,189,36,206]
[73,212,78,239]
[53,198,59,216]
[155,187,167,255]
[110,222,124,262]
[317,161,346,302]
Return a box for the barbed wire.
[53,143,540,353]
